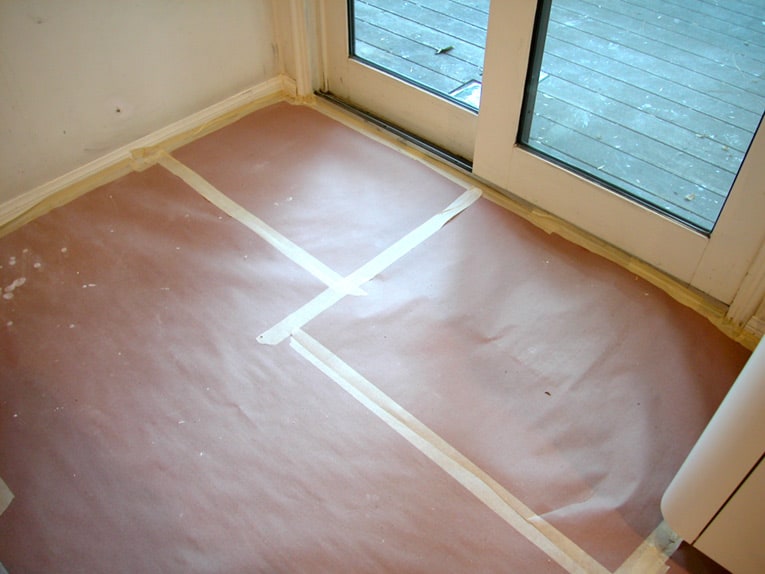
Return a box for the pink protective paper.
[1,102,744,573]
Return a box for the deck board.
[541,52,754,156]
[352,0,764,231]
[407,0,488,30]
[561,0,765,96]
[577,0,765,65]
[650,0,765,45]
[361,0,487,48]
[531,127,721,230]
[533,93,727,228]
[355,39,460,94]
[356,2,485,64]
[722,0,764,20]
[538,76,738,194]
[543,39,760,149]
[548,17,764,117]
[678,0,764,34]
[355,0,486,93]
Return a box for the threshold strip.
[289,329,610,574]
[317,92,473,173]
[258,187,482,345]
[157,153,364,296]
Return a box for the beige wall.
[0,0,279,204]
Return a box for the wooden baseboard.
[0,75,291,236]
[744,316,765,344]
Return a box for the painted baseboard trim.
[282,75,298,99]
[0,75,292,232]
[745,316,765,343]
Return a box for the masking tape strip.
[157,153,364,296]
[258,187,482,345]
[315,93,760,351]
[289,329,610,574]
[613,521,681,574]
[0,475,13,516]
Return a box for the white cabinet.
[662,340,765,573]
[695,458,765,573]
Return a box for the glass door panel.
[323,0,765,309]
[519,0,765,233]
[350,1,489,110]
[322,0,481,161]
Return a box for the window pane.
[521,0,765,233]
[350,1,489,110]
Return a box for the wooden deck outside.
[353,0,765,231]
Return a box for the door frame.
[318,0,479,162]
[474,1,765,306]
[299,0,765,333]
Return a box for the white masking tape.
[258,187,481,345]
[158,153,364,296]
[289,329,610,574]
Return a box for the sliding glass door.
[321,0,765,308]
[519,0,764,234]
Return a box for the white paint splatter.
[33,262,42,269]
[5,277,26,291]
[3,277,26,300]
[61,247,68,253]
[8,256,16,266]
[6,321,13,327]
